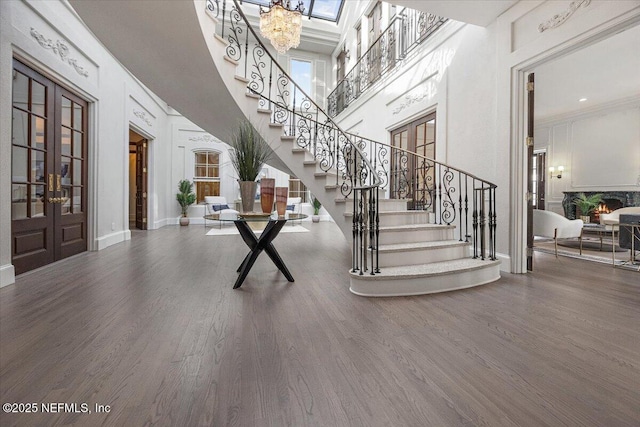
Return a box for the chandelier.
[259,0,305,54]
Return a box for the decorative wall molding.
[188,134,216,143]
[30,28,89,77]
[538,0,591,33]
[133,110,153,126]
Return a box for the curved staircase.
[70,0,500,296]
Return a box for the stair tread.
[377,240,470,252]
[379,224,456,231]
[351,258,500,280]
[344,210,430,217]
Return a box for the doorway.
[11,59,89,275]
[129,130,148,230]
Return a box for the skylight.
[241,0,345,22]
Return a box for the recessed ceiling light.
[579,98,588,102]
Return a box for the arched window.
[194,150,220,203]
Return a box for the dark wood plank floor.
[1,222,639,427]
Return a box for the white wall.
[536,100,640,214]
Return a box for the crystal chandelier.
[260,0,304,55]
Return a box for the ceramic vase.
[239,181,257,213]
[275,187,288,217]
[260,178,275,214]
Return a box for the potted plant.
[229,120,271,213]
[572,193,602,223]
[176,179,196,225]
[312,196,322,223]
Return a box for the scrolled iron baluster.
[226,5,243,62]
[248,44,266,96]
[206,0,220,18]
[375,144,389,189]
[295,115,312,150]
[441,168,456,226]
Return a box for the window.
[336,49,347,82]
[367,2,382,83]
[194,150,220,203]
[288,177,308,203]
[356,24,362,59]
[290,59,313,108]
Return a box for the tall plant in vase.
[176,179,196,226]
[229,121,271,213]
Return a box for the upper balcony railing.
[328,8,447,117]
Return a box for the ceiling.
[534,24,640,121]
[388,0,518,27]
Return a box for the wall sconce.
[549,165,564,179]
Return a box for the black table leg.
[233,219,294,289]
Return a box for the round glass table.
[218,213,308,289]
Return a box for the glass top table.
[217,212,307,222]
[218,212,308,289]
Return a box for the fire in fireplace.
[592,199,624,222]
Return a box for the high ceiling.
[534,24,640,121]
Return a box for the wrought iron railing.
[327,7,447,117]
[206,0,497,267]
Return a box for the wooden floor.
[1,222,639,427]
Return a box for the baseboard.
[0,264,16,288]
[96,230,131,250]
[496,252,511,272]
[152,218,169,229]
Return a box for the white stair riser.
[379,213,430,227]
[350,263,501,297]
[344,199,409,213]
[381,228,455,244]
[377,245,469,268]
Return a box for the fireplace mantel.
[562,191,640,219]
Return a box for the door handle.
[57,174,61,191]
[48,174,54,192]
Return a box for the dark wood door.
[11,60,88,274]
[390,112,436,210]
[526,73,535,271]
[11,60,56,273]
[135,141,148,230]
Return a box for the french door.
[390,112,436,210]
[11,60,88,274]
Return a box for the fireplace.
[563,191,640,221]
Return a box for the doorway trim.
[509,12,640,273]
